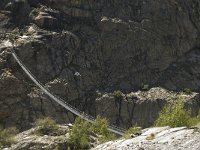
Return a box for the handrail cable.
[11,49,125,135]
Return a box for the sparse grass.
[123,125,142,139]
[146,133,155,140]
[34,117,59,136]
[112,91,123,100]
[154,96,200,127]
[0,127,18,147]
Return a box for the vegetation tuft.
[112,91,123,100]
[154,96,200,127]
[34,117,59,135]
[146,133,155,140]
[90,116,116,143]
[141,84,149,91]
[68,116,115,149]
[123,125,142,139]
[183,88,193,95]
[0,127,18,147]
[68,117,91,150]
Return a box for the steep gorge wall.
[0,0,200,129]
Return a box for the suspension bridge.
[11,48,125,135]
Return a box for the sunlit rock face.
[93,127,200,150]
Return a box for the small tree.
[90,116,115,142]
[69,116,116,149]
[154,96,196,127]
[68,117,91,150]
[112,91,123,101]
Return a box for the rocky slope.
[0,0,200,130]
[6,125,71,150]
[93,127,200,150]
[3,124,99,150]
[3,126,200,150]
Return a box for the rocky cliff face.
[0,0,200,130]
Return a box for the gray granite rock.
[92,127,200,150]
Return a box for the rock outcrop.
[4,125,200,150]
[7,125,70,150]
[95,87,200,128]
[2,124,99,150]
[93,127,200,150]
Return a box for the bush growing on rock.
[112,91,123,100]
[183,88,193,95]
[123,125,142,139]
[34,117,59,135]
[141,84,149,91]
[0,127,18,147]
[154,96,200,127]
[68,117,91,150]
[90,116,115,143]
[68,116,115,149]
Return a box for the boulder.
[33,11,58,29]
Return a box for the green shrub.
[154,96,199,127]
[90,116,115,143]
[0,127,18,147]
[123,125,142,139]
[183,88,192,95]
[34,117,58,135]
[68,117,91,150]
[112,91,123,100]
[68,116,116,149]
[141,84,149,91]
